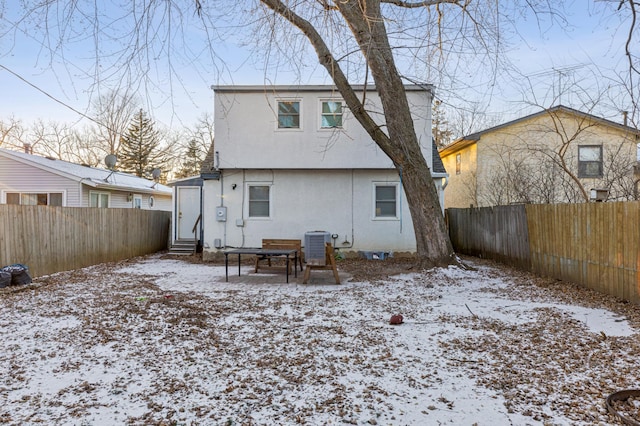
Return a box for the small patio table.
[223,248,298,283]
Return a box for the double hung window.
[320,101,343,128]
[277,101,300,129]
[578,145,603,178]
[374,184,398,218]
[248,185,270,218]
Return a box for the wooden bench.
[303,242,340,284]
[254,239,303,273]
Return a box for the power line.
[0,63,105,129]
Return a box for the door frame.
[175,186,202,242]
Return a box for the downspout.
[216,151,226,248]
[398,165,403,234]
[340,170,355,249]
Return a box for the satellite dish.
[105,154,117,170]
[151,168,162,180]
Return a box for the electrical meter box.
[215,206,227,222]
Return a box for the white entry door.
[177,187,201,240]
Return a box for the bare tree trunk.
[261,0,455,267]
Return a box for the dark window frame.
[578,145,603,178]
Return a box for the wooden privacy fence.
[447,204,531,270]
[0,205,171,278]
[447,202,640,304]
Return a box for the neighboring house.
[200,84,447,260]
[440,105,640,209]
[0,147,172,210]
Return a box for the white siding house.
[0,148,172,210]
[201,85,447,259]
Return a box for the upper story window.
[248,185,271,218]
[5,192,63,206]
[320,100,343,128]
[578,145,603,178]
[90,192,109,208]
[456,153,461,175]
[374,183,398,219]
[277,101,300,129]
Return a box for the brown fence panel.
[447,204,531,270]
[447,202,640,304]
[0,205,170,277]
[526,202,640,303]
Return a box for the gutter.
[82,179,171,196]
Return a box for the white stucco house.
[0,147,172,210]
[201,84,447,260]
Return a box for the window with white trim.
[133,194,142,209]
[277,100,300,129]
[90,191,109,208]
[578,145,603,178]
[248,185,270,218]
[374,183,398,218]
[5,192,63,206]
[320,100,343,128]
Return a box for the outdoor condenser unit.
[304,231,331,265]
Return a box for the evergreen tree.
[432,100,454,149]
[175,139,204,178]
[119,109,165,179]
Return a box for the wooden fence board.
[0,205,170,277]
[448,202,640,304]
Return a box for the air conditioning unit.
[304,231,331,266]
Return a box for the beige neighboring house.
[0,147,172,210]
[440,105,640,209]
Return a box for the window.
[321,100,343,128]
[133,194,142,209]
[4,192,63,206]
[90,192,109,208]
[374,184,398,218]
[277,101,300,129]
[578,145,603,178]
[49,193,63,206]
[456,153,461,175]
[248,185,270,218]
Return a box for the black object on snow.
[0,264,32,286]
[0,271,11,288]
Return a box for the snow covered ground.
[0,254,638,425]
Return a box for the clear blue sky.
[0,1,633,133]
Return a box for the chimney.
[623,111,628,126]
[23,143,32,154]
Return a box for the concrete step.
[168,240,197,255]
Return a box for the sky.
[0,1,634,135]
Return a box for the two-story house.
[440,105,640,208]
[200,84,447,260]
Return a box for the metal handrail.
[191,214,202,255]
